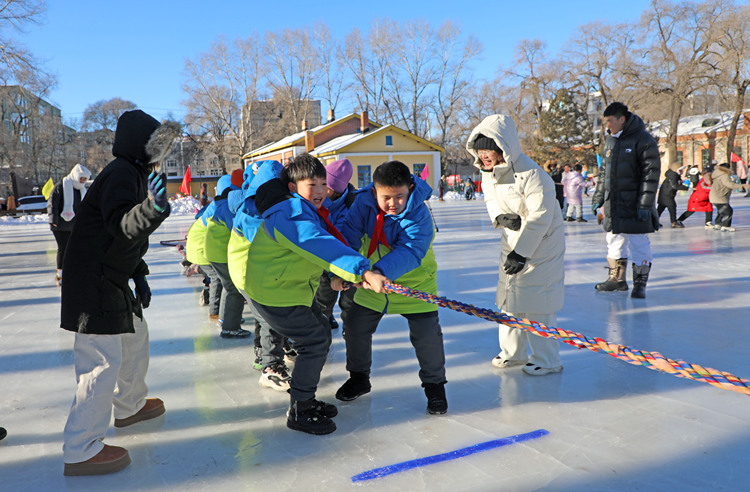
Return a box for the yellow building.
[243,112,443,194]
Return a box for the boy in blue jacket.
[336,160,448,415]
[245,154,388,435]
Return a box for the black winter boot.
[630,263,651,299]
[335,371,371,401]
[423,382,448,415]
[595,258,629,292]
[287,398,336,435]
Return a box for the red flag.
[420,165,430,181]
[731,152,743,163]
[179,166,192,195]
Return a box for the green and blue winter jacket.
[204,175,240,264]
[341,175,438,314]
[245,178,371,308]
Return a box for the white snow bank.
[0,213,48,225]
[169,196,201,216]
[429,191,484,201]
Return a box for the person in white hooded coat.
[466,114,565,376]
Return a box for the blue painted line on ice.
[351,429,549,482]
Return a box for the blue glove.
[503,250,526,275]
[134,275,151,308]
[148,172,168,213]
[637,208,651,222]
[591,202,602,216]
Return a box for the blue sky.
[23,0,652,125]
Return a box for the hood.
[255,178,293,216]
[245,160,283,198]
[216,174,239,198]
[466,114,522,172]
[112,110,181,167]
[621,113,647,138]
[712,165,731,178]
[67,164,91,190]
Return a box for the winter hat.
[230,168,244,188]
[325,158,353,193]
[718,162,730,169]
[472,134,501,153]
[68,164,91,190]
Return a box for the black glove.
[503,250,526,275]
[148,172,168,213]
[637,208,651,222]
[496,213,522,231]
[134,275,151,309]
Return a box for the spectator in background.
[735,158,749,197]
[47,164,91,286]
[709,162,750,232]
[656,162,689,228]
[199,182,209,207]
[563,164,593,222]
[677,169,714,228]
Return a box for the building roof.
[650,109,750,138]
[312,124,444,156]
[245,113,381,158]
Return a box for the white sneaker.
[720,226,736,232]
[713,224,722,230]
[491,355,527,368]
[259,363,291,392]
[522,363,563,376]
[705,222,713,229]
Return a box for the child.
[563,164,593,222]
[336,161,449,415]
[228,160,294,391]
[185,196,224,320]
[314,158,357,330]
[709,162,750,232]
[657,162,689,228]
[204,171,250,338]
[677,169,713,227]
[244,154,387,434]
[60,111,179,475]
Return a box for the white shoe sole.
[259,375,290,392]
[491,357,527,369]
[522,365,563,376]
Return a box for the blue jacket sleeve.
[373,206,434,280]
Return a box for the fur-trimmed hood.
[112,110,181,167]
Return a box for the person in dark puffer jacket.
[591,102,660,299]
[61,110,180,476]
[657,161,689,228]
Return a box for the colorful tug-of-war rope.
[383,282,750,397]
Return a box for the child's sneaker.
[720,226,736,232]
[423,382,448,415]
[335,372,371,401]
[283,338,297,365]
[252,345,262,371]
[705,222,713,229]
[491,355,526,368]
[576,217,588,222]
[287,399,336,435]
[220,327,251,339]
[328,315,339,330]
[522,363,563,376]
[259,363,291,392]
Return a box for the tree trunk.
[726,83,748,161]
[666,98,683,168]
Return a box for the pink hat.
[326,158,353,193]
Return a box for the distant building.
[651,109,750,174]
[243,112,444,194]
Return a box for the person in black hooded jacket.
[61,110,180,476]
[591,102,660,299]
[657,162,689,228]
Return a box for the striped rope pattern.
[383,282,750,396]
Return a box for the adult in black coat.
[61,110,180,476]
[591,102,660,299]
[47,163,91,285]
[657,162,689,227]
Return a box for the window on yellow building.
[385,135,393,146]
[357,165,371,188]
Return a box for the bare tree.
[340,21,393,123]
[264,26,322,131]
[637,0,728,164]
[182,35,264,168]
[715,2,750,160]
[81,98,137,131]
[315,22,348,119]
[0,0,46,79]
[431,21,480,172]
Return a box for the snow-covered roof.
[650,109,750,138]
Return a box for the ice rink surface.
[1,193,750,491]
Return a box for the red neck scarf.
[367,209,390,257]
[317,206,348,246]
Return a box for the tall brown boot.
[630,263,651,299]
[595,258,629,291]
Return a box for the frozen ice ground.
[1,193,750,491]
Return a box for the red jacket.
[687,177,712,212]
